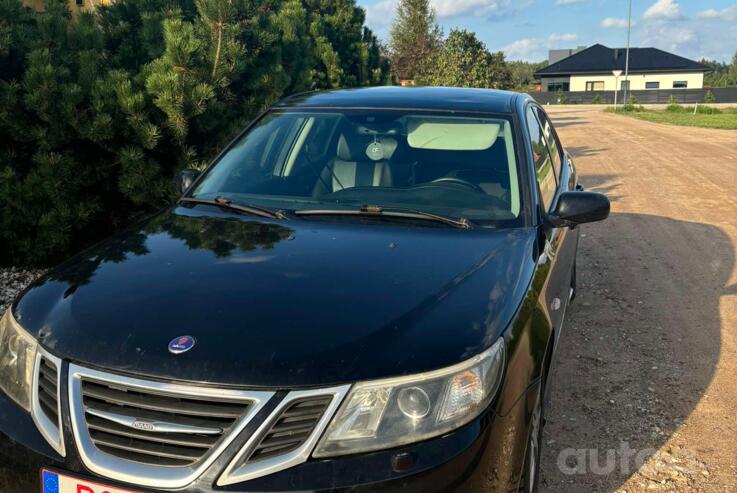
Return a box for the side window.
[526,107,557,211]
[535,108,562,179]
[283,115,340,176]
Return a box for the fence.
[529,87,737,105]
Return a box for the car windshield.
[190,109,523,226]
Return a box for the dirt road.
[540,107,737,492]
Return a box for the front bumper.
[0,379,535,493]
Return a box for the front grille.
[216,386,349,486]
[247,395,332,463]
[69,364,346,489]
[69,364,275,489]
[37,357,59,425]
[81,379,251,467]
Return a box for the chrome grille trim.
[31,348,65,456]
[218,384,350,486]
[68,364,274,489]
[85,407,224,435]
[248,395,333,462]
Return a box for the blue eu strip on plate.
[42,470,60,493]
[40,468,143,493]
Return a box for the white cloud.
[502,38,538,59]
[643,0,681,20]
[635,0,737,61]
[548,33,578,43]
[364,0,515,36]
[554,0,585,5]
[696,9,719,19]
[601,17,634,28]
[364,0,398,33]
[696,5,737,21]
[722,5,737,20]
[430,0,512,19]
[502,33,579,61]
[640,22,695,54]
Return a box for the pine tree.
[388,0,441,81]
[303,0,390,88]
[0,0,390,267]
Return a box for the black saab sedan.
[0,87,608,493]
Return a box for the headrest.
[336,133,370,161]
[336,134,353,161]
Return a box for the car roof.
[275,86,525,114]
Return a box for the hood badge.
[168,335,196,354]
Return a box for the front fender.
[492,254,555,490]
[498,251,554,418]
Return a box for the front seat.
[314,133,394,195]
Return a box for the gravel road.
[540,107,737,492]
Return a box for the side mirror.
[548,191,610,227]
[179,169,200,194]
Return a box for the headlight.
[313,338,505,457]
[0,308,38,411]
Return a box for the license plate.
[41,469,143,493]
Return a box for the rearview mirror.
[178,169,200,194]
[548,191,610,227]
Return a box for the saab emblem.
[132,421,156,431]
[168,335,196,354]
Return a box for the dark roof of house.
[534,44,709,77]
[276,86,522,113]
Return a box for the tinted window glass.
[534,108,562,179]
[526,107,557,211]
[192,110,523,225]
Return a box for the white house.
[534,44,709,92]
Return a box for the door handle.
[544,240,556,259]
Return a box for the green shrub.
[694,105,721,115]
[666,95,683,112]
[623,95,643,112]
[0,0,391,267]
[592,94,602,104]
[555,88,566,104]
[704,90,716,104]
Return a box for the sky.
[358,0,737,63]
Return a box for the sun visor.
[407,118,501,151]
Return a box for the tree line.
[701,54,737,88]
[386,0,540,89]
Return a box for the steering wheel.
[430,177,486,194]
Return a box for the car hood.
[15,205,537,387]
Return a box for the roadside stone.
[0,267,45,314]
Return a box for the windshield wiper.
[179,196,288,220]
[294,205,473,229]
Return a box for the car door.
[525,105,578,347]
[536,106,579,336]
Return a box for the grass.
[606,105,737,130]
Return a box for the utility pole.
[623,0,632,104]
